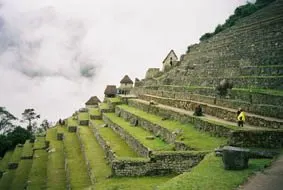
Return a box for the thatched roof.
[104,85,117,95]
[85,96,101,105]
[120,75,133,84]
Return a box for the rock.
[8,162,19,170]
[222,146,249,170]
[57,133,64,141]
[146,136,155,140]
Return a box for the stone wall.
[228,130,283,148]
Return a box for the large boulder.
[222,146,249,170]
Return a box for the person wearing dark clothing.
[194,105,203,116]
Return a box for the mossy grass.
[78,112,89,121]
[99,103,110,110]
[118,105,227,150]
[27,149,48,190]
[108,97,122,103]
[91,120,140,157]
[0,151,13,171]
[62,127,92,189]
[67,117,78,127]
[10,159,33,190]
[233,88,283,97]
[90,119,104,126]
[88,108,101,116]
[157,153,272,190]
[104,113,174,151]
[77,126,111,182]
[33,136,46,150]
[0,170,16,189]
[46,128,66,189]
[10,146,23,163]
[21,140,33,158]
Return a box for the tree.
[22,109,40,132]
[40,119,50,131]
[0,107,17,134]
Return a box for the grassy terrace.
[117,105,227,151]
[21,140,33,158]
[46,128,66,190]
[67,117,78,127]
[108,97,122,103]
[34,136,46,150]
[77,126,111,182]
[158,153,272,190]
[99,103,110,110]
[89,108,100,116]
[104,113,174,151]
[27,149,48,190]
[90,120,140,158]
[10,146,23,163]
[62,127,92,189]
[0,150,13,171]
[0,170,16,189]
[78,112,89,120]
[10,160,33,190]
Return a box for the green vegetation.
[46,128,66,189]
[10,146,23,163]
[21,140,33,158]
[233,88,283,97]
[100,103,110,110]
[27,149,48,190]
[0,170,16,189]
[33,136,46,150]
[105,114,174,151]
[10,160,33,190]
[108,97,122,103]
[91,120,140,158]
[89,108,100,116]
[78,112,89,121]
[67,116,77,127]
[158,153,272,190]
[199,0,275,42]
[118,105,227,150]
[63,127,92,189]
[0,151,13,171]
[77,126,111,182]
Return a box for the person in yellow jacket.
[237,108,245,127]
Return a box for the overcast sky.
[0,0,249,125]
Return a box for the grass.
[100,103,110,110]
[118,105,227,151]
[21,140,33,158]
[10,160,33,190]
[63,127,92,189]
[89,108,101,116]
[91,120,140,158]
[78,112,89,121]
[46,128,66,190]
[0,170,16,189]
[33,136,46,150]
[10,146,23,163]
[104,113,174,151]
[27,149,48,190]
[67,117,78,127]
[77,126,112,182]
[0,151,13,171]
[233,87,283,97]
[108,97,122,103]
[157,153,272,190]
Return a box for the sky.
[0,0,250,125]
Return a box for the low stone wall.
[139,94,283,129]
[68,126,77,133]
[126,100,233,138]
[90,115,102,120]
[57,133,64,141]
[8,162,19,169]
[228,130,283,148]
[112,151,207,176]
[102,115,150,157]
[79,120,89,126]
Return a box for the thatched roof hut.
[85,96,101,106]
[104,85,117,97]
[120,75,133,84]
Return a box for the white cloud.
[0,0,247,123]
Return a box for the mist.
[0,0,247,124]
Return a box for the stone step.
[139,94,283,129]
[115,104,227,150]
[102,113,175,155]
[78,112,89,126]
[45,127,67,190]
[27,149,48,190]
[76,125,112,182]
[61,127,92,189]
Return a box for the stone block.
[145,136,155,140]
[57,133,64,141]
[222,146,249,170]
[68,126,77,133]
[8,162,19,170]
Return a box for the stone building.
[162,50,178,72]
[85,96,101,108]
[104,85,117,98]
[118,75,133,95]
